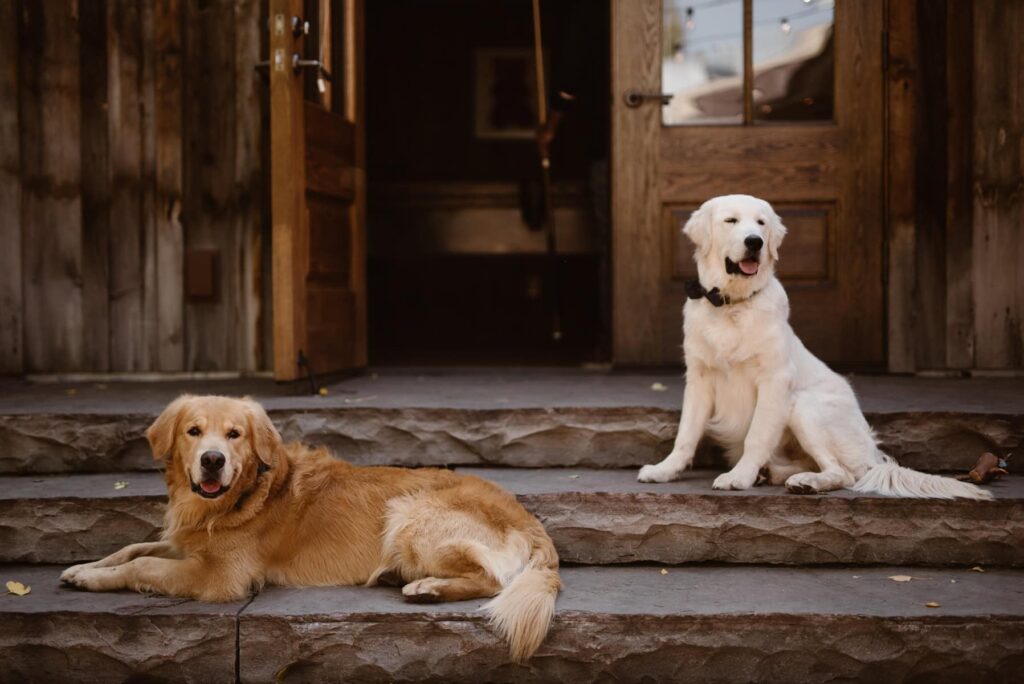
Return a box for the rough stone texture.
[1,407,1021,475]
[238,566,1024,683]
[2,470,1020,567]
[0,564,241,683]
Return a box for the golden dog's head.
[146,395,282,504]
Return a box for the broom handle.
[532,0,562,342]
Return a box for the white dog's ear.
[766,210,788,261]
[683,208,712,257]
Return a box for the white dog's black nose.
[744,235,763,251]
[200,451,225,471]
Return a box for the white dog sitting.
[638,194,990,500]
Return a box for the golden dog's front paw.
[401,578,444,604]
[60,565,115,592]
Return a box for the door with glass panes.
[611,0,884,368]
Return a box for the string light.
[685,7,696,31]
[780,17,792,34]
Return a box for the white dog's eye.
[187,426,201,437]
[724,218,738,224]
[227,429,240,440]
[757,219,765,225]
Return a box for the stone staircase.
[1,370,1022,682]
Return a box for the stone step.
[2,564,1022,683]
[1,372,1021,475]
[2,469,1019,567]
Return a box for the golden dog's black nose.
[744,235,763,251]
[201,451,225,471]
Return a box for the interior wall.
[0,0,266,374]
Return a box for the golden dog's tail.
[483,533,561,662]
[852,453,993,500]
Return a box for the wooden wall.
[887,0,1024,372]
[0,0,265,374]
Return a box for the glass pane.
[662,0,744,125]
[752,0,835,121]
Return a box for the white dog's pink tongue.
[740,259,759,275]
[200,480,221,494]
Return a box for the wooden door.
[270,0,366,380]
[612,0,884,368]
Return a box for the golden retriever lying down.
[61,395,561,661]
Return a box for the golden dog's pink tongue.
[740,259,759,275]
[200,480,221,494]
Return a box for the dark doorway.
[366,0,610,365]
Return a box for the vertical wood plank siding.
[2,0,264,373]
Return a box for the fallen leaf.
[889,575,914,582]
[852,575,860,579]
[660,569,669,575]
[568,474,580,480]
[113,480,129,490]
[925,602,940,608]
[950,579,957,584]
[5,580,30,596]
[650,382,668,392]
[318,387,329,396]
[970,566,985,573]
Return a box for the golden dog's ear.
[683,208,712,257]
[766,210,788,262]
[147,395,193,461]
[242,397,282,469]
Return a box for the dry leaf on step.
[970,566,985,573]
[925,602,940,608]
[660,569,669,575]
[5,580,30,596]
[888,575,914,582]
[113,481,129,490]
[650,382,668,391]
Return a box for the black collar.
[685,280,761,307]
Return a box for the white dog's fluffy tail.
[483,540,561,662]
[852,456,993,500]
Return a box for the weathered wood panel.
[971,0,1024,369]
[79,0,112,371]
[154,0,185,371]
[107,0,146,370]
[0,0,21,373]
[18,0,84,371]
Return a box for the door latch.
[623,90,673,107]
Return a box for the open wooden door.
[612,0,885,368]
[270,0,366,380]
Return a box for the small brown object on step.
[956,452,1009,484]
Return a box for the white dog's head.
[683,194,786,298]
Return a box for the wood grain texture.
[18,0,84,371]
[234,0,262,371]
[945,0,974,369]
[154,0,185,371]
[347,0,368,367]
[0,0,21,373]
[107,0,146,370]
[886,0,918,373]
[79,0,112,372]
[972,0,1024,369]
[611,0,662,365]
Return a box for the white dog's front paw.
[60,562,96,586]
[638,463,681,483]
[712,468,758,491]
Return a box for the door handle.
[623,90,673,107]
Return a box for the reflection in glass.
[662,0,744,125]
[753,0,834,121]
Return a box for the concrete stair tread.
[3,370,1023,414]
[3,372,1021,475]
[2,469,1020,567]
[3,564,1022,683]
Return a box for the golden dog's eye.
[187,426,201,437]
[227,429,240,440]
[724,218,738,224]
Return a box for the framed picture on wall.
[474,48,546,140]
